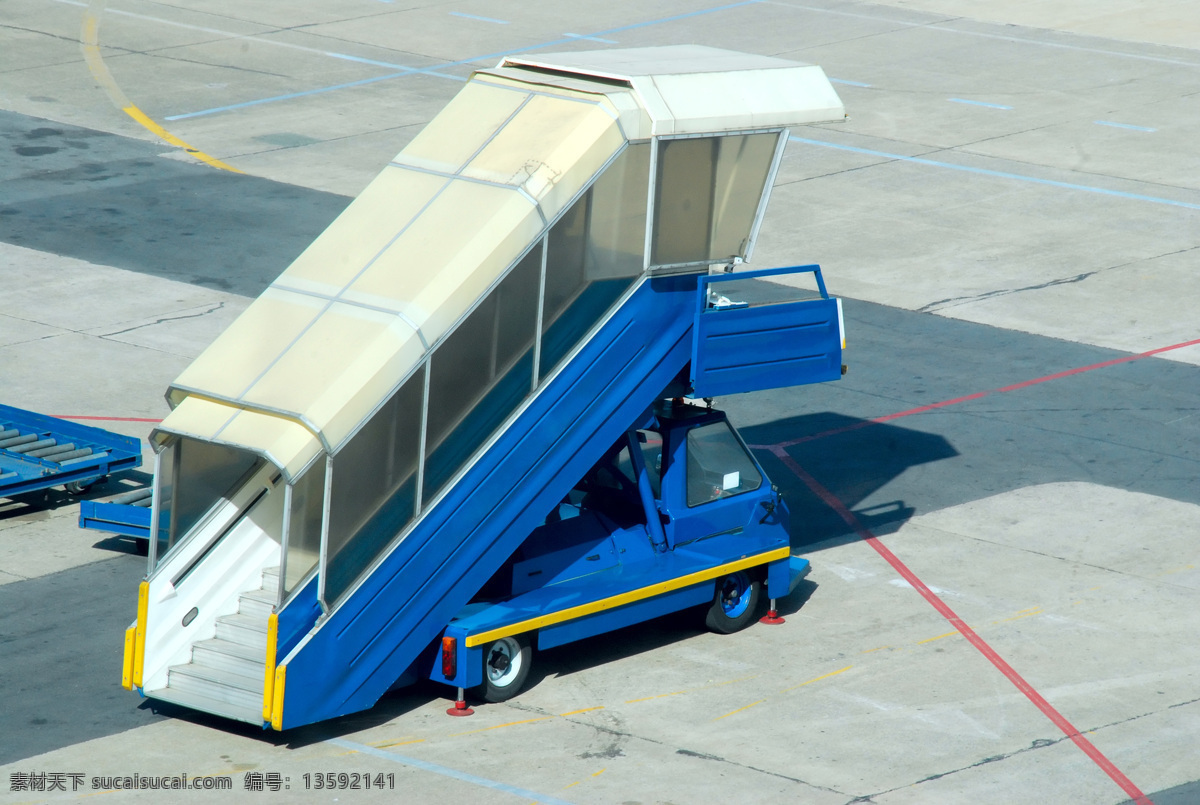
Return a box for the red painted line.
[756,335,1200,450]
[54,415,163,423]
[773,446,1153,805]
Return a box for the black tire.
[65,477,102,495]
[704,571,761,634]
[478,635,532,703]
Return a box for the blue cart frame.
[0,404,142,498]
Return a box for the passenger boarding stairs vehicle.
[121,46,847,729]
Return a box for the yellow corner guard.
[262,614,278,723]
[270,665,286,731]
[121,625,136,690]
[132,580,149,689]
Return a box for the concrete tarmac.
[1,1,1198,803]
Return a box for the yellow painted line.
[559,706,605,716]
[1158,564,1195,576]
[861,645,890,653]
[375,738,426,748]
[1071,600,1084,606]
[699,674,758,689]
[625,691,686,704]
[559,766,603,791]
[465,547,789,647]
[992,609,1041,624]
[449,716,555,737]
[122,105,242,172]
[80,11,240,173]
[262,612,278,723]
[782,665,851,693]
[132,581,148,688]
[1015,606,1041,613]
[592,768,606,777]
[918,630,961,644]
[712,699,765,721]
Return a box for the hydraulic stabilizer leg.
[760,598,786,625]
[447,687,474,717]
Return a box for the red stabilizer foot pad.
[759,610,786,625]
[446,701,475,717]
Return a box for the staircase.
[158,567,278,725]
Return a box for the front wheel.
[478,635,531,703]
[704,571,760,634]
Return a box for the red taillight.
[441,636,457,679]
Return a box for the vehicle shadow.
[740,412,959,550]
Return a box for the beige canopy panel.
[494,45,845,137]
[154,46,845,476]
[153,396,324,482]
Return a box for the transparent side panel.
[423,244,542,500]
[153,441,177,568]
[685,422,763,508]
[708,133,779,260]
[325,366,425,604]
[156,438,260,569]
[583,142,650,280]
[651,133,777,266]
[539,145,648,376]
[283,458,326,597]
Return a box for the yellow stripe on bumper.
[465,547,788,648]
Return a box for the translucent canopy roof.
[152,47,845,480]
[497,45,845,137]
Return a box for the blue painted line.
[565,32,619,44]
[449,12,510,24]
[327,738,574,804]
[949,98,1013,110]
[788,136,1200,212]
[1095,120,1157,133]
[163,0,761,120]
[163,66,463,121]
[830,78,871,88]
[164,75,410,120]
[325,52,465,78]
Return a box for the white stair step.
[261,566,280,596]
[180,657,264,691]
[150,684,262,725]
[214,613,268,648]
[191,637,265,676]
[238,588,276,619]
[168,666,263,710]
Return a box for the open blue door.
[691,264,844,398]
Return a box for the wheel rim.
[719,572,752,618]
[487,638,522,687]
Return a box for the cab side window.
[685,422,762,507]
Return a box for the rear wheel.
[65,476,103,495]
[479,635,531,703]
[705,571,760,634]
